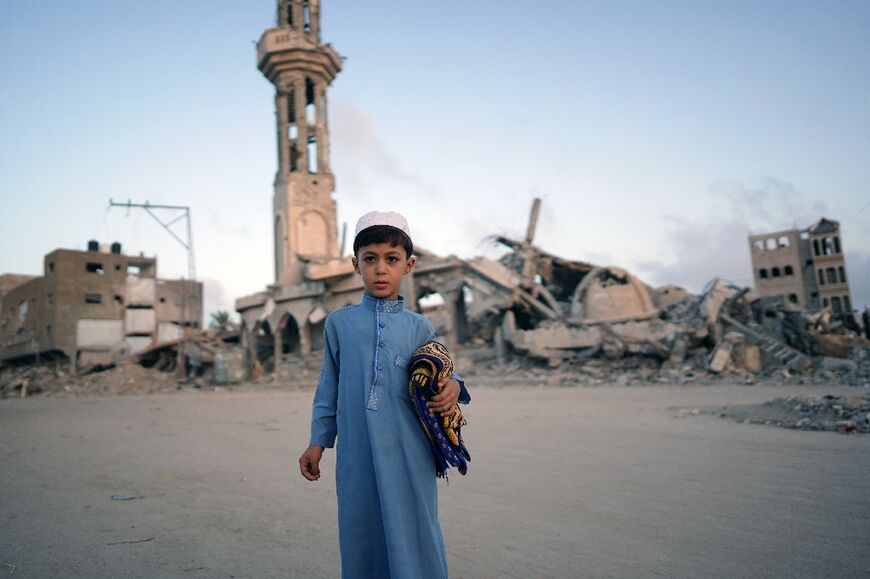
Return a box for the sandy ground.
[1,384,869,579]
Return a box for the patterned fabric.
[408,341,470,478]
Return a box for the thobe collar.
[362,292,405,314]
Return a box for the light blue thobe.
[310,293,470,579]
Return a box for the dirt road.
[1,385,868,578]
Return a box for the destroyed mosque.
[234,0,869,380]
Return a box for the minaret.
[258,0,342,284]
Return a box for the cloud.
[636,178,869,310]
[331,99,443,200]
[208,209,255,240]
[202,277,236,324]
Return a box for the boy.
[298,211,470,579]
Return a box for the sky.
[1,0,869,320]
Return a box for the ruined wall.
[808,224,852,314]
[749,229,809,308]
[1,247,204,367]
[153,279,204,329]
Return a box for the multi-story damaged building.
[749,218,853,314]
[0,243,202,369]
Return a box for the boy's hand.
[299,444,324,481]
[428,378,460,416]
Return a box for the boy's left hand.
[428,377,460,416]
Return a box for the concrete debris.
[706,394,870,433]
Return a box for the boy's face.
[352,242,416,301]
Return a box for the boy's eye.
[387,256,399,263]
[364,255,376,262]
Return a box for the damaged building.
[0,243,202,370]
[234,0,868,383]
[749,218,853,314]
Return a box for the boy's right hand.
[299,444,324,481]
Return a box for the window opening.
[287,1,295,27]
[838,266,846,283]
[831,296,842,314]
[17,300,28,324]
[818,269,825,285]
[844,295,851,311]
[288,125,298,139]
[834,236,841,254]
[823,297,829,307]
[759,269,768,279]
[787,293,798,304]
[753,240,764,252]
[303,2,311,31]
[771,267,781,278]
[85,293,102,304]
[307,137,318,173]
[766,238,777,250]
[287,89,296,123]
[784,265,794,276]
[48,262,54,273]
[778,236,790,248]
[812,239,820,256]
[826,267,836,284]
[86,262,105,274]
[822,237,834,256]
[305,78,316,124]
[127,264,142,276]
[290,144,300,172]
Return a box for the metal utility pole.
[108,199,196,379]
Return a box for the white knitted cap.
[354,211,411,239]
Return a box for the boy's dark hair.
[353,225,413,258]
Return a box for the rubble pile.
[428,200,870,386]
[0,362,177,398]
[701,394,870,433]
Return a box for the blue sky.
[1,0,868,318]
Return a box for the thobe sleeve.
[424,319,471,405]
[310,318,339,448]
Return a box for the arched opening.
[255,321,274,366]
[831,296,842,314]
[826,267,837,284]
[822,237,834,256]
[838,266,846,283]
[309,319,324,352]
[787,293,798,304]
[455,285,472,344]
[771,267,781,278]
[784,265,794,276]
[778,236,790,248]
[280,315,301,355]
[766,238,777,250]
[759,269,768,279]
